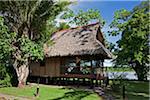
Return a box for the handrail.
[61,66,93,68]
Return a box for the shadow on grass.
[110,81,149,100]
[49,88,93,100]
[125,81,149,100]
[126,92,149,100]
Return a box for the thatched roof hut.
[30,22,113,81]
[45,22,113,59]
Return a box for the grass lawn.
[0,81,149,100]
[106,67,134,72]
[109,81,149,100]
[0,85,101,100]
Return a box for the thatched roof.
[45,22,113,59]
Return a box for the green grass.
[0,85,101,100]
[106,67,134,72]
[0,81,149,100]
[109,81,149,100]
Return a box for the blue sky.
[69,0,141,44]
[69,0,142,66]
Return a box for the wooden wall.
[97,27,105,46]
[29,56,105,77]
[45,57,60,77]
[30,57,61,77]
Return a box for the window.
[80,60,91,67]
[60,58,76,74]
[92,60,103,67]
[80,60,92,74]
[91,60,104,74]
[65,58,76,67]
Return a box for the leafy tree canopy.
[0,0,71,87]
[61,9,105,26]
[57,22,70,31]
[109,1,149,80]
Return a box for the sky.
[69,0,141,44]
[68,0,142,66]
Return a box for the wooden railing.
[60,66,105,79]
[60,66,93,74]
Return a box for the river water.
[107,72,150,80]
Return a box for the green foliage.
[0,64,12,87]
[0,0,71,85]
[0,17,14,61]
[109,1,149,80]
[0,17,17,87]
[61,9,105,26]
[57,22,70,30]
[19,36,44,60]
[0,0,70,62]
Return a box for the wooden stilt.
[46,77,48,84]
[83,78,85,85]
[123,85,125,100]
[58,77,60,86]
[73,78,75,84]
[96,79,98,86]
[90,79,94,88]
[66,78,68,85]
[77,78,80,87]
[100,80,101,86]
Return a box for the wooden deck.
[60,74,105,80]
[29,66,107,86]
[28,74,109,87]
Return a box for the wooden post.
[99,80,101,86]
[123,85,125,100]
[83,78,85,85]
[65,78,68,85]
[73,78,75,84]
[36,85,39,96]
[34,78,40,97]
[96,79,98,86]
[77,78,80,87]
[46,77,48,84]
[90,79,94,88]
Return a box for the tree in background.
[61,8,115,55]
[109,1,149,81]
[61,9,105,27]
[57,22,70,31]
[0,0,70,87]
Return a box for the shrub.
[0,64,12,87]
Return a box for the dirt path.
[94,87,115,100]
[0,93,32,100]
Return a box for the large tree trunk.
[133,63,147,81]
[17,64,29,87]
[135,68,147,81]
[135,69,144,81]
[13,59,29,87]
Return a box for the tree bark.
[133,63,147,81]
[13,59,29,87]
[135,68,147,81]
[17,64,29,87]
